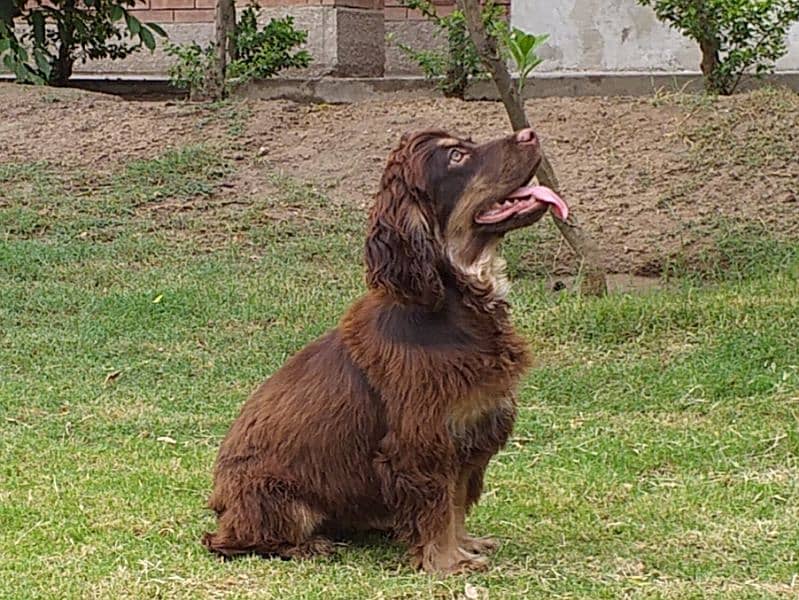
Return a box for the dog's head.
[365,129,568,307]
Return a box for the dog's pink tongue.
[509,185,569,221]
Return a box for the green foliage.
[228,7,311,81]
[164,41,214,98]
[0,0,166,86]
[166,5,311,99]
[0,20,47,84]
[391,0,506,98]
[636,0,799,94]
[499,27,549,94]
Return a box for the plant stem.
[457,0,608,296]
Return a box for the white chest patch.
[448,247,510,301]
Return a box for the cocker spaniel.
[203,127,568,575]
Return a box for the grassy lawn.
[2,135,799,599]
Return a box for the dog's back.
[204,328,387,557]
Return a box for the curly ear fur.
[365,134,444,308]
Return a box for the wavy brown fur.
[203,127,548,575]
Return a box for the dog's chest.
[447,348,527,434]
[448,390,512,436]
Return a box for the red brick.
[127,9,174,21]
[173,8,215,20]
[323,0,378,5]
[332,0,383,7]
[384,6,406,19]
[150,0,194,10]
[150,0,193,8]
[195,0,215,7]
[257,0,310,5]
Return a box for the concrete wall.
[10,0,799,83]
[512,0,799,73]
[75,0,385,78]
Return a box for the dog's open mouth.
[475,185,569,224]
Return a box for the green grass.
[2,144,799,599]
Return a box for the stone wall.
[512,0,799,73]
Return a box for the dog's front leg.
[374,411,488,575]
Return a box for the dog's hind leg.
[202,478,332,559]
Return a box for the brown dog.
[202,128,568,574]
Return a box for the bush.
[390,0,506,99]
[637,0,799,94]
[166,5,311,99]
[0,0,165,86]
[228,7,310,81]
[164,41,213,99]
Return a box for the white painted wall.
[512,0,799,72]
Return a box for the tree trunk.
[50,45,73,86]
[699,36,723,94]
[207,0,235,100]
[456,0,608,296]
[51,7,75,86]
[223,0,236,61]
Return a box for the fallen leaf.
[464,583,481,600]
[152,294,163,304]
[104,370,122,384]
[156,436,176,444]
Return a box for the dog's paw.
[416,546,489,576]
[282,536,335,559]
[445,553,489,576]
[459,535,499,555]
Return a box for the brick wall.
[129,0,508,24]
[130,0,386,23]
[384,0,509,22]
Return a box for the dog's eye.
[449,149,465,164]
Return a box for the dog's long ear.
[365,139,444,308]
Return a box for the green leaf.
[31,11,46,46]
[111,5,125,22]
[0,39,9,54]
[517,34,535,56]
[140,26,155,51]
[13,61,29,81]
[508,42,524,67]
[126,14,141,36]
[146,22,168,38]
[33,47,52,79]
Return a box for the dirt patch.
[2,83,797,275]
[0,85,228,170]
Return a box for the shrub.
[637,0,799,94]
[166,5,311,99]
[228,7,310,81]
[391,0,506,99]
[164,41,213,99]
[0,0,165,86]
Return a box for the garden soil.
[2,83,797,277]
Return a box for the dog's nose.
[515,128,538,145]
